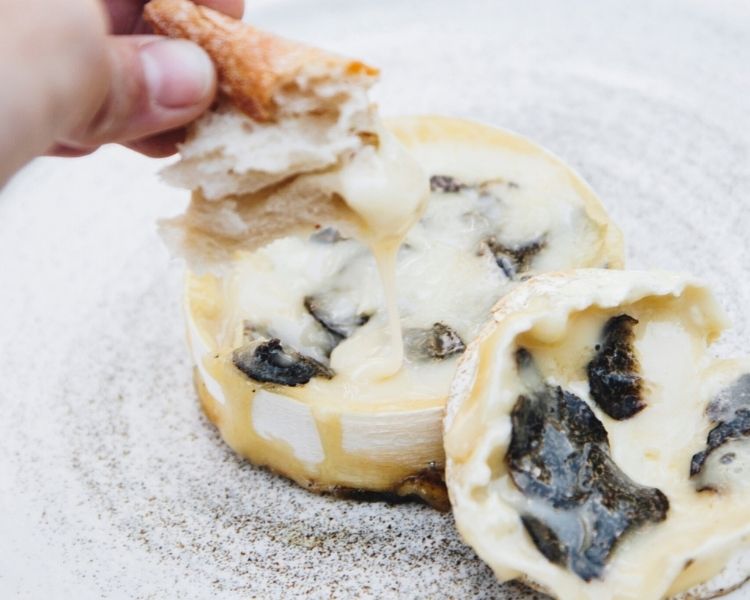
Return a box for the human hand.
[0,0,243,186]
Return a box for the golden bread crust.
[144,0,378,121]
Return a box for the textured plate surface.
[1,0,749,598]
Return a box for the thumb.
[60,35,216,148]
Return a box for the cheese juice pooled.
[332,126,429,381]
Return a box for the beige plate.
[1,0,748,597]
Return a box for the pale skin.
[0,0,244,186]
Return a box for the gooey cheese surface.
[445,270,750,600]
[187,116,624,495]
[329,123,430,381]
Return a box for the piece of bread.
[160,175,358,272]
[144,0,380,201]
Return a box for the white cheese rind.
[252,389,325,466]
[444,269,750,600]
[186,302,226,405]
[340,407,443,459]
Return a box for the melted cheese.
[445,270,750,600]
[331,124,429,379]
[187,116,624,496]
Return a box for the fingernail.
[140,39,214,108]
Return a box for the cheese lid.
[445,269,750,600]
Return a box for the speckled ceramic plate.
[1,0,749,598]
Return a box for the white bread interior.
[163,74,378,200]
[160,175,358,272]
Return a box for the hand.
[0,0,243,186]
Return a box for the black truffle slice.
[587,315,645,420]
[690,374,750,483]
[480,236,546,279]
[507,349,669,581]
[304,294,371,343]
[404,323,466,361]
[429,174,467,193]
[233,339,334,386]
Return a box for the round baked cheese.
[444,269,750,598]
[186,116,624,506]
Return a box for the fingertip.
[140,38,216,109]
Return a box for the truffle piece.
[480,235,546,279]
[587,314,645,420]
[429,174,467,193]
[691,374,750,485]
[233,338,334,386]
[507,349,669,581]
[404,323,466,361]
[304,294,370,342]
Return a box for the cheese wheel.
[186,116,624,507]
[444,269,750,599]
